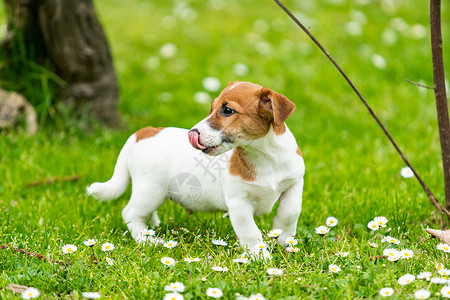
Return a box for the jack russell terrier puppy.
[87,81,305,255]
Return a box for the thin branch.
[405,78,434,89]
[430,0,450,211]
[273,0,450,218]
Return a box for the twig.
[430,0,450,212]
[0,244,70,266]
[405,78,434,89]
[273,0,450,219]
[27,175,81,187]
[369,255,387,261]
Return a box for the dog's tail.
[87,135,135,201]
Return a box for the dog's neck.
[237,124,296,164]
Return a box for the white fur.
[88,124,305,254]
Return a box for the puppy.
[87,81,305,254]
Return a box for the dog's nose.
[188,129,207,150]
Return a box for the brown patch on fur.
[258,87,295,135]
[229,147,256,181]
[135,127,164,142]
[296,145,303,157]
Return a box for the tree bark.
[1,0,120,127]
[430,0,450,211]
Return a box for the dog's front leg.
[272,179,304,247]
[227,199,263,251]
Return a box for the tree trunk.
[1,0,120,127]
[430,0,450,211]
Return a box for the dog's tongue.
[188,130,207,150]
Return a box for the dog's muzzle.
[188,129,207,150]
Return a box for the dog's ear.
[258,87,296,127]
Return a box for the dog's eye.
[221,106,236,117]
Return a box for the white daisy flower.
[163,293,184,300]
[266,268,283,276]
[383,236,400,245]
[437,243,450,253]
[206,287,223,298]
[255,242,267,251]
[164,282,185,293]
[202,77,221,92]
[368,242,379,248]
[335,252,349,257]
[371,54,387,69]
[398,274,415,285]
[233,256,249,264]
[379,287,394,297]
[431,277,448,284]
[211,266,227,272]
[161,257,176,266]
[414,289,431,299]
[81,292,101,299]
[284,236,298,246]
[106,257,114,266]
[232,63,249,77]
[83,239,97,247]
[101,242,114,252]
[328,264,341,273]
[164,240,178,249]
[267,229,283,238]
[417,272,432,280]
[62,244,77,254]
[143,229,155,236]
[315,226,330,235]
[194,91,211,104]
[248,293,266,300]
[326,216,338,227]
[159,43,177,59]
[211,239,227,246]
[442,286,450,298]
[367,221,379,231]
[439,269,450,276]
[374,216,388,227]
[387,253,401,262]
[184,257,200,263]
[436,263,445,270]
[286,247,300,253]
[399,249,414,259]
[400,166,414,178]
[21,287,40,299]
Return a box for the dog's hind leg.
[122,181,166,242]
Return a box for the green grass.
[1,0,450,298]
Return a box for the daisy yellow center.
[438,266,443,269]
[404,253,409,256]
[332,268,336,271]
[212,291,217,294]
[67,248,72,252]
[385,292,390,295]
[372,225,377,228]
[165,260,170,264]
[171,298,176,300]
[321,230,324,233]
[28,293,33,296]
[378,222,382,225]
[273,233,279,236]
[168,243,173,246]
[406,280,410,283]
[259,245,264,249]
[390,240,396,243]
[105,246,110,249]
[444,247,449,250]
[330,221,334,224]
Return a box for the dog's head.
[188,81,296,156]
